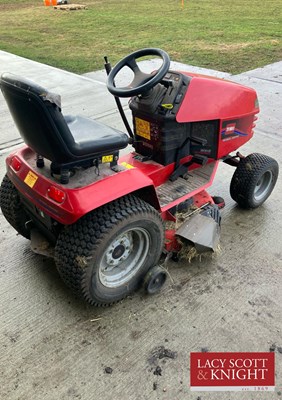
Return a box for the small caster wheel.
[144,265,167,295]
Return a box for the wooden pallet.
[54,4,87,10]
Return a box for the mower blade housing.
[176,212,220,252]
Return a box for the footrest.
[157,162,216,208]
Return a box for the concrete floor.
[0,51,281,400]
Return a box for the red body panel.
[6,148,154,225]
[217,114,257,158]
[177,72,259,123]
[176,72,259,159]
[6,147,218,225]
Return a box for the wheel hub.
[254,170,273,202]
[99,228,150,288]
[112,244,125,259]
[105,233,132,267]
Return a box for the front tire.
[230,153,279,209]
[55,195,164,306]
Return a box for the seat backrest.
[0,73,76,163]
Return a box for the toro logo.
[225,123,236,135]
[190,352,275,392]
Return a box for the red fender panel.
[65,168,157,223]
[6,149,158,225]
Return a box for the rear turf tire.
[230,153,279,209]
[55,195,164,306]
[0,174,30,239]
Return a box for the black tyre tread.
[0,174,30,239]
[55,195,164,306]
[230,153,279,209]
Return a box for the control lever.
[190,136,208,146]
[170,154,209,182]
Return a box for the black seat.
[0,73,129,182]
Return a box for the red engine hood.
[176,72,259,123]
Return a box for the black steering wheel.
[107,48,170,98]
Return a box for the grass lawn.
[0,0,281,74]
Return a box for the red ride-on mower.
[0,48,279,305]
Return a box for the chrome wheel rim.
[99,228,150,288]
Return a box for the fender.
[6,148,159,225]
[62,168,159,224]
